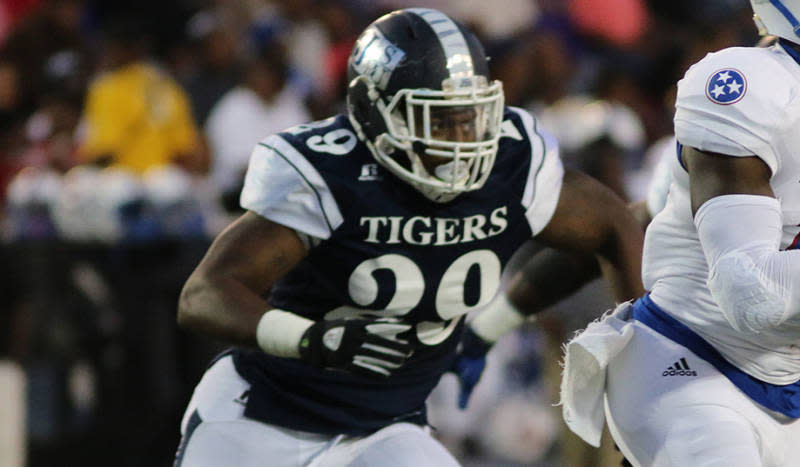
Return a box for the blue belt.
[633,294,800,418]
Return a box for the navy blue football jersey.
[231,106,564,435]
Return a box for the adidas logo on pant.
[662,358,697,377]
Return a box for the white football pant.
[175,356,460,467]
[605,321,800,467]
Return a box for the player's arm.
[516,169,644,305]
[683,146,773,212]
[506,197,650,306]
[628,200,652,229]
[452,170,644,408]
[682,146,800,333]
[178,211,414,377]
[178,211,308,348]
[469,170,644,341]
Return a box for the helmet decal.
[350,28,406,90]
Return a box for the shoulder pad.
[678,47,795,117]
[241,134,344,240]
[674,46,800,173]
[503,107,564,236]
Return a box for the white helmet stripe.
[408,8,474,78]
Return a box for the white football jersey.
[644,43,800,384]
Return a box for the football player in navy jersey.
[174,8,644,466]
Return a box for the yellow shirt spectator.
[80,63,201,173]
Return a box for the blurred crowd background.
[0,0,759,466]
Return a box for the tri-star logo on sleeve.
[705,68,747,105]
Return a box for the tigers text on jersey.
[644,41,800,385]
[232,107,564,435]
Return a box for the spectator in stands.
[1,0,88,117]
[204,43,310,212]
[78,17,207,174]
[0,59,27,205]
[250,0,331,115]
[180,9,243,127]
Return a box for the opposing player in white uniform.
[173,8,644,467]
[558,2,800,466]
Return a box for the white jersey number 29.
[325,250,501,346]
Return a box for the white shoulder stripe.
[241,135,343,240]
[507,107,546,208]
[507,106,564,236]
[262,136,344,232]
[408,8,474,78]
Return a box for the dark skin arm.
[506,169,645,314]
[681,146,774,214]
[177,211,308,347]
[628,200,652,229]
[501,146,771,317]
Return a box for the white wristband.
[470,294,527,344]
[256,309,314,358]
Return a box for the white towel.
[560,301,635,447]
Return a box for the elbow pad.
[695,195,800,333]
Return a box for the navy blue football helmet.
[346,8,504,202]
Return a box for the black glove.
[298,318,414,378]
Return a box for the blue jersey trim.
[779,38,800,66]
[633,294,800,418]
[770,1,800,39]
[675,141,687,172]
[259,142,335,233]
